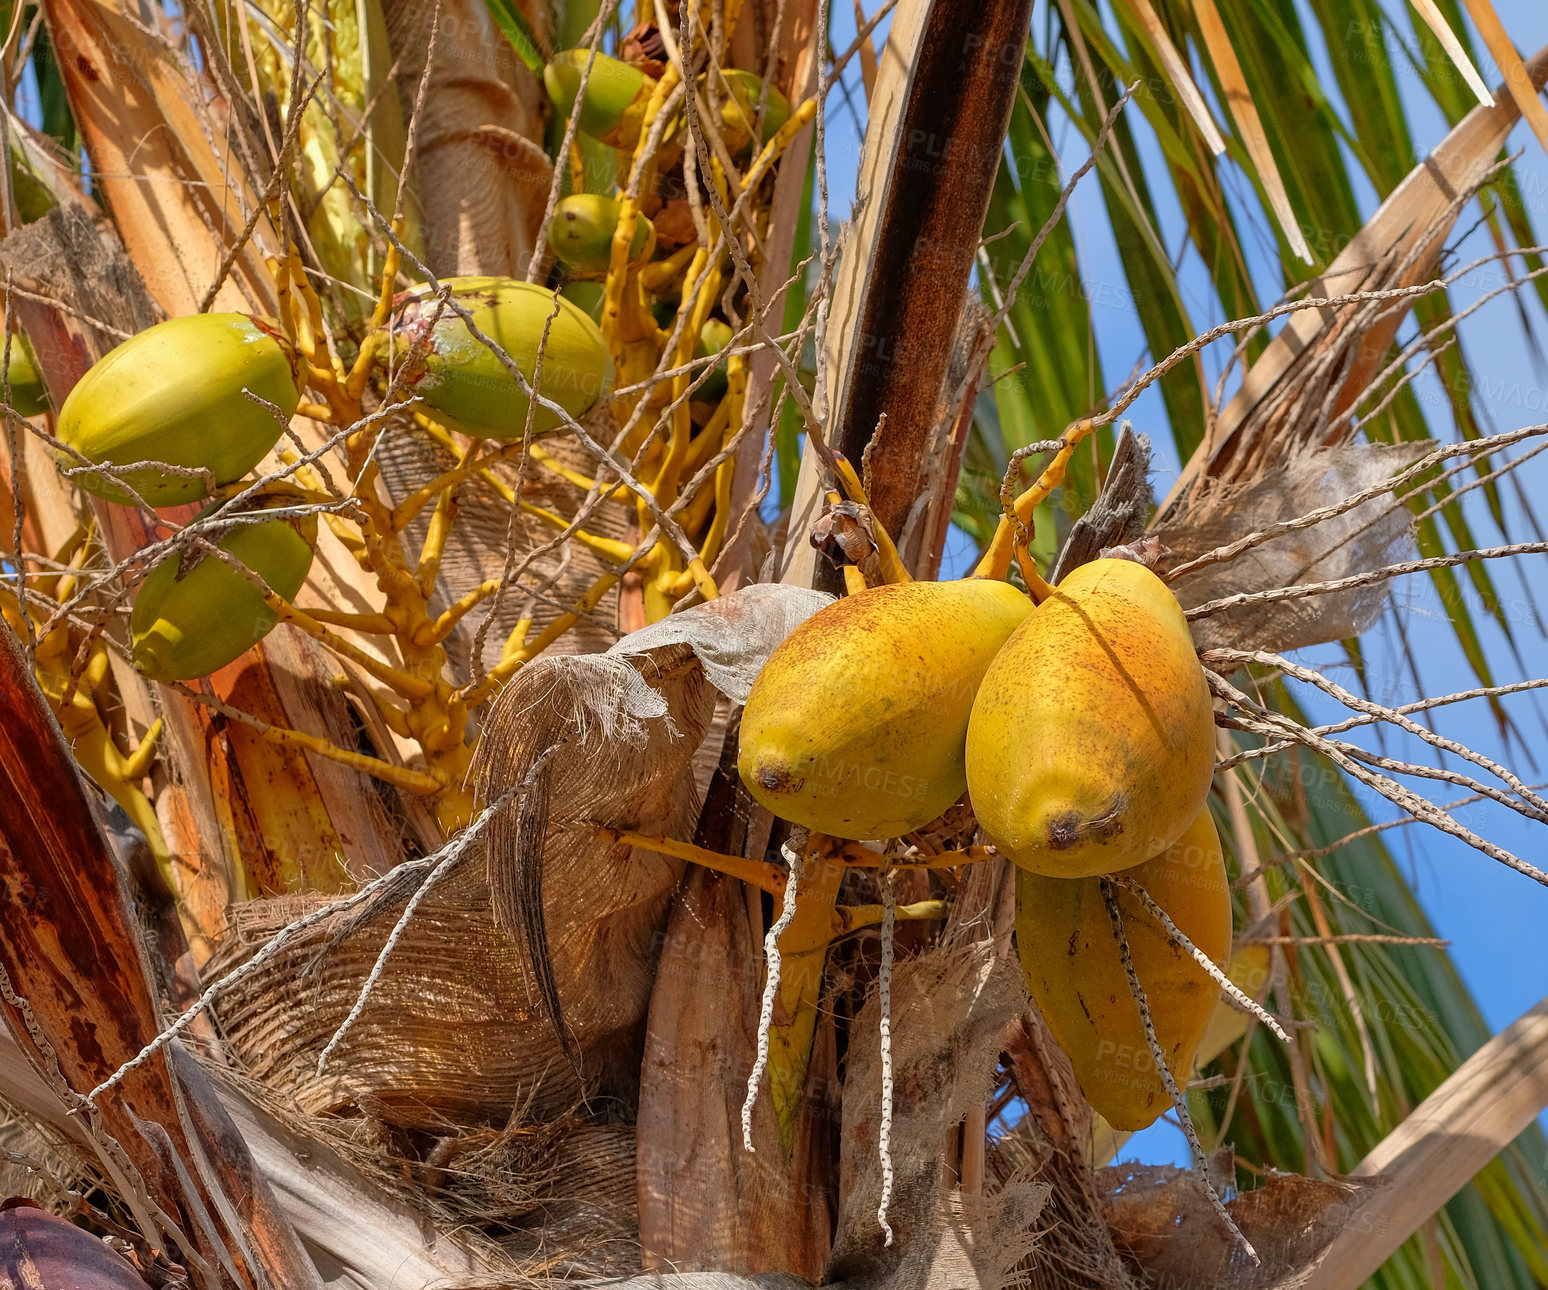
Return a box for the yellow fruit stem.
[458,565,627,707]
[972,417,1097,594]
[603,66,682,353]
[838,842,996,869]
[637,242,699,294]
[183,684,445,798]
[261,595,435,699]
[527,442,631,500]
[673,443,729,544]
[6,581,176,891]
[398,417,528,526]
[828,456,913,586]
[640,242,727,618]
[239,257,487,833]
[833,899,946,933]
[395,419,636,567]
[414,436,478,594]
[766,831,845,1149]
[293,606,398,634]
[520,501,638,562]
[742,97,818,193]
[273,253,299,349]
[677,459,735,591]
[597,825,787,893]
[680,391,734,481]
[602,830,950,934]
[345,228,404,401]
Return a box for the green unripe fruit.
[544,50,656,148]
[57,314,303,508]
[548,195,653,276]
[693,318,733,404]
[131,501,317,681]
[391,276,615,440]
[2,332,49,417]
[707,70,790,152]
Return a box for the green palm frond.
[1198,728,1548,1289]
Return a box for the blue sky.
[814,0,1548,1169]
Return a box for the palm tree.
[0,0,1545,1285]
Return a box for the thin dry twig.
[1208,670,1548,888]
[82,792,520,1105]
[1101,880,1258,1264]
[876,867,896,1245]
[1109,876,1289,1043]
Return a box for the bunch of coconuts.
[56,279,613,681]
[738,559,1228,1132]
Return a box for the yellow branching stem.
[295,607,398,634]
[345,228,403,400]
[834,900,947,934]
[3,575,174,888]
[838,843,996,869]
[396,418,530,527]
[173,683,444,795]
[124,26,797,845]
[597,826,786,893]
[415,436,479,593]
[528,444,630,499]
[519,501,638,562]
[269,265,482,832]
[742,97,818,192]
[973,417,1098,594]
[264,596,435,699]
[460,569,624,706]
[638,243,700,294]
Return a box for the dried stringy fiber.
[205,642,715,1128]
[1157,440,1425,653]
[828,946,1045,1290]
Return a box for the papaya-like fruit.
[1196,942,1272,1066]
[544,50,656,148]
[2,331,49,417]
[1015,807,1231,1131]
[738,579,1033,840]
[966,556,1214,877]
[57,314,303,508]
[548,194,653,276]
[390,276,614,439]
[131,499,317,681]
